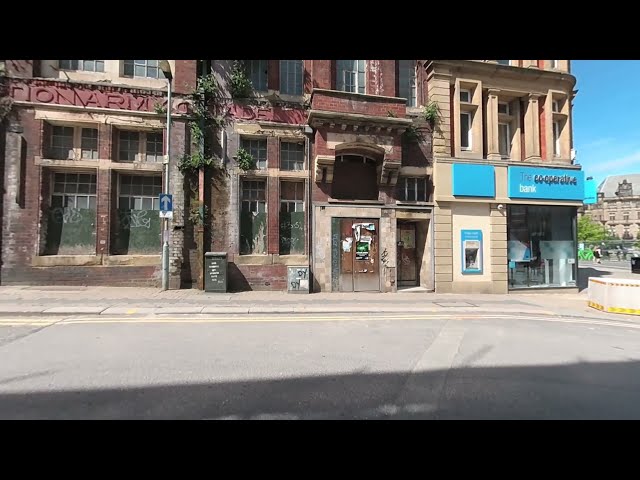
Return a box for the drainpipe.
[304,124,314,293]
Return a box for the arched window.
[332,154,379,200]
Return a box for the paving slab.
[43,306,106,314]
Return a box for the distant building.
[582,174,640,240]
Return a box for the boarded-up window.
[280,181,304,255]
[240,180,267,255]
[280,141,304,171]
[44,172,97,255]
[112,174,162,255]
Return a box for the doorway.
[397,222,418,287]
[335,218,380,292]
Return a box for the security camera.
[497,204,504,210]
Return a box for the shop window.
[507,205,577,289]
[280,181,305,255]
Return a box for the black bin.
[204,252,228,292]
[632,256,640,274]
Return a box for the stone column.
[486,89,501,160]
[524,94,541,161]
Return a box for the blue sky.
[573,60,640,186]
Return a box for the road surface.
[1,312,640,419]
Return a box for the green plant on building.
[229,61,253,99]
[236,147,256,171]
[423,101,441,127]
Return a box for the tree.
[577,215,609,243]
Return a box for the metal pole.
[162,77,172,290]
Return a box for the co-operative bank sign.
[507,166,584,201]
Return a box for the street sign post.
[159,194,173,219]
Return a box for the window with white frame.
[245,60,268,91]
[123,60,162,79]
[398,60,417,107]
[609,212,616,221]
[280,181,304,213]
[498,102,510,115]
[552,99,560,113]
[497,60,511,66]
[145,132,164,162]
[279,60,303,95]
[637,211,640,220]
[460,89,472,103]
[498,123,511,158]
[337,60,366,94]
[396,177,428,202]
[118,175,162,210]
[117,130,163,162]
[241,180,267,214]
[460,112,472,150]
[48,125,99,160]
[81,128,99,159]
[280,141,304,171]
[51,172,97,209]
[553,121,561,156]
[59,60,105,73]
[240,137,267,169]
[624,211,630,221]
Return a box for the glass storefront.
[507,205,577,289]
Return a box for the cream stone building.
[428,60,581,293]
[583,174,640,240]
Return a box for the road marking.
[0,313,639,331]
[126,309,138,315]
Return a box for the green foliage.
[577,215,610,243]
[423,101,441,126]
[229,61,253,99]
[236,147,256,171]
[0,96,13,121]
[188,199,209,226]
[403,124,424,143]
[178,152,215,175]
[153,102,167,116]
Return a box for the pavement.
[0,262,637,321]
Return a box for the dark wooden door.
[398,223,417,286]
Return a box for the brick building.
[210,60,433,292]
[1,60,198,287]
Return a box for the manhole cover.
[433,302,477,307]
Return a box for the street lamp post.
[159,61,172,291]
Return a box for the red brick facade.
[1,60,197,287]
